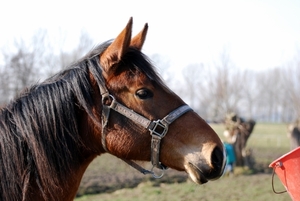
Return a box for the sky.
[1,0,300,72]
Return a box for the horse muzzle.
[185,146,226,184]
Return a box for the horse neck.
[56,112,101,200]
[24,154,96,201]
[57,155,97,201]
[32,107,100,200]
[0,87,102,200]
[57,101,103,200]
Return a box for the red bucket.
[269,147,300,201]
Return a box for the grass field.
[76,174,290,201]
[75,123,293,201]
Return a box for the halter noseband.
[100,92,192,178]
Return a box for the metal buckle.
[102,94,114,106]
[149,119,168,139]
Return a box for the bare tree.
[1,30,47,100]
[181,63,204,111]
[60,30,94,69]
[150,54,188,99]
[204,49,245,121]
[281,58,300,121]
[253,66,297,122]
[0,29,95,104]
[0,67,10,105]
[238,70,259,119]
[180,48,253,121]
[1,29,299,124]
[150,54,172,83]
[44,29,95,76]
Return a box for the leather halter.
[99,83,192,178]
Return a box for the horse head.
[89,17,226,184]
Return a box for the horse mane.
[0,41,164,200]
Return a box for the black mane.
[0,41,165,200]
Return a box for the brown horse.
[223,113,256,166]
[0,18,225,201]
[287,119,300,150]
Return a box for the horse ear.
[130,23,148,50]
[100,17,133,74]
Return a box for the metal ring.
[150,165,165,179]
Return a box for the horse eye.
[135,89,153,99]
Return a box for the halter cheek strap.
[101,94,192,178]
[148,104,193,169]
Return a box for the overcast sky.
[1,0,300,71]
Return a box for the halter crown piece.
[98,77,192,178]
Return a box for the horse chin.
[185,163,209,184]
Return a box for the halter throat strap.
[101,94,192,176]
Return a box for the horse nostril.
[212,147,223,166]
[211,147,226,177]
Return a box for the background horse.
[287,119,300,150]
[223,113,256,167]
[0,18,225,201]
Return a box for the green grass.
[76,175,290,201]
[75,123,293,201]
